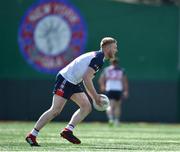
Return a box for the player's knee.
[81,102,92,114]
[86,103,92,114]
[51,109,61,117]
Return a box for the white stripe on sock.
[66,124,74,131]
[31,128,39,137]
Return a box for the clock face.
[18,0,87,74]
[34,15,71,56]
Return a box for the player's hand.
[94,94,102,106]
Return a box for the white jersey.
[60,51,104,85]
[103,65,125,91]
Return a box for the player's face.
[107,43,117,59]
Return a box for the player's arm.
[83,67,101,105]
[122,75,129,99]
[98,72,106,92]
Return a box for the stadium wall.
[0,0,179,122]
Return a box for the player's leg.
[106,99,115,125]
[34,95,67,130]
[114,100,121,126]
[60,92,91,144]
[106,91,115,125]
[69,92,92,126]
[26,95,67,146]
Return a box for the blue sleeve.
[89,52,104,72]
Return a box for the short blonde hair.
[100,37,117,48]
